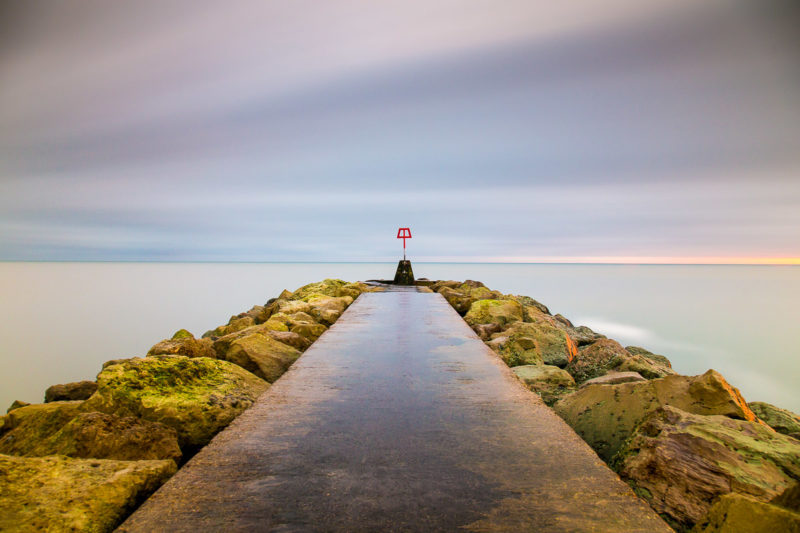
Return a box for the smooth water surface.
[1,262,798,412]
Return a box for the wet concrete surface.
[119,288,672,532]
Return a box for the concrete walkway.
[119,289,671,532]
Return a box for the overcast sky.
[1,0,799,262]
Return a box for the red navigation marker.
[397,227,411,260]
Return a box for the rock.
[202,316,256,338]
[417,286,434,293]
[219,330,301,382]
[265,330,312,351]
[44,380,98,403]
[566,339,631,382]
[277,300,313,315]
[171,329,193,340]
[291,322,327,342]
[566,339,673,383]
[1,411,181,463]
[147,335,216,359]
[560,324,606,346]
[261,316,290,332]
[473,323,502,340]
[6,400,29,413]
[582,371,646,386]
[0,453,176,533]
[103,357,138,369]
[626,346,673,368]
[305,295,352,325]
[553,370,758,462]
[240,305,268,324]
[512,365,576,405]
[431,280,462,292]
[290,279,365,301]
[438,287,475,315]
[749,401,800,440]
[692,493,800,533]
[509,295,550,315]
[487,321,577,368]
[1,401,84,443]
[277,288,293,300]
[461,279,485,289]
[614,406,800,529]
[773,483,800,513]
[83,356,269,451]
[464,299,524,329]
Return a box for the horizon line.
[1,257,799,266]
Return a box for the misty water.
[1,262,798,413]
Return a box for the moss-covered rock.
[773,483,800,513]
[290,279,365,301]
[614,406,800,530]
[553,370,758,462]
[305,295,352,325]
[692,493,800,533]
[505,294,550,315]
[749,401,800,440]
[291,322,327,342]
[0,401,84,444]
[148,335,216,359]
[0,453,176,533]
[171,329,193,340]
[6,400,30,413]
[265,330,312,351]
[202,316,256,339]
[437,287,475,315]
[486,334,543,367]
[464,299,524,329]
[512,365,576,405]
[220,331,301,382]
[2,411,181,463]
[83,356,269,450]
[626,346,673,368]
[566,339,673,383]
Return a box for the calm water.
[1,262,798,413]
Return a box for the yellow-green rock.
[464,299,524,329]
[749,401,800,440]
[0,453,176,533]
[171,329,193,340]
[305,295,352,325]
[0,401,84,451]
[291,322,327,342]
[222,331,301,382]
[290,279,365,301]
[692,494,800,533]
[496,321,578,368]
[147,335,216,359]
[553,369,758,462]
[83,356,269,450]
[512,365,576,405]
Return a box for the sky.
[1,0,799,263]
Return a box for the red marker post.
[397,227,411,260]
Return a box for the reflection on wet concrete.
[119,289,671,532]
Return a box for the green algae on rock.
[692,493,800,533]
[567,338,673,383]
[464,299,524,329]
[220,330,301,382]
[0,453,176,533]
[512,364,576,405]
[748,401,800,440]
[83,356,269,450]
[147,334,216,359]
[553,369,757,462]
[2,411,181,463]
[614,406,800,530]
[0,401,84,453]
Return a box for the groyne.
[1,278,799,532]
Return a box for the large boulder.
[147,334,216,359]
[749,401,800,440]
[5,400,29,413]
[0,453,176,532]
[45,381,98,403]
[1,411,181,463]
[566,339,673,383]
[83,356,269,450]
[464,299,524,329]
[202,316,256,339]
[512,365,576,405]
[305,295,352,325]
[0,401,84,443]
[265,330,312,351]
[438,287,475,315]
[218,330,301,382]
[291,322,327,342]
[486,321,577,368]
[582,371,646,386]
[290,279,366,301]
[553,370,758,462]
[693,493,800,533]
[614,406,800,530]
[626,346,673,368]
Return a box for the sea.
[1,262,798,413]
